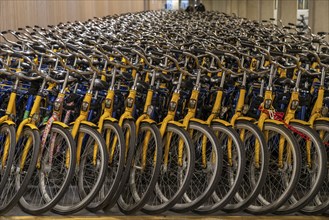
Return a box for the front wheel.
[0,126,40,214]
[0,123,16,191]
[118,122,163,214]
[87,120,125,212]
[19,124,76,215]
[275,123,326,214]
[171,121,222,213]
[52,124,107,215]
[142,123,195,215]
[300,120,329,215]
[246,122,301,215]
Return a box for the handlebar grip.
[212,50,225,56]
[102,45,113,51]
[270,51,283,56]
[12,53,24,58]
[287,49,303,54]
[66,43,79,52]
[117,46,132,53]
[81,48,93,54]
[240,41,255,48]
[191,48,206,54]
[32,45,47,53]
[312,39,321,43]
[149,50,163,56]
[170,49,183,54]
[295,25,304,29]
[288,23,295,26]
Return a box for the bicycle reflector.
[169,101,177,112]
[82,101,89,111]
[290,100,299,110]
[322,106,329,116]
[127,97,134,108]
[147,105,154,115]
[105,99,112,108]
[54,100,61,111]
[188,99,197,109]
[264,99,272,109]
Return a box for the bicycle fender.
[264,119,285,125]
[167,121,186,128]
[315,117,329,123]
[24,123,38,130]
[141,118,157,124]
[104,118,118,123]
[289,119,310,126]
[235,116,256,122]
[70,121,98,129]
[190,118,208,125]
[211,119,232,127]
[52,121,70,129]
[2,120,15,126]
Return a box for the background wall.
[201,0,329,35]
[0,0,165,31]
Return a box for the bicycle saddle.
[92,78,109,91]
[210,75,221,84]
[51,70,66,80]
[275,77,295,87]
[136,80,149,91]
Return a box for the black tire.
[246,122,301,215]
[0,123,16,191]
[87,120,125,212]
[194,123,245,214]
[52,124,107,215]
[103,119,136,211]
[223,120,269,213]
[117,122,163,214]
[0,126,40,214]
[300,120,329,215]
[19,124,76,215]
[142,123,195,215]
[171,121,222,213]
[275,123,326,214]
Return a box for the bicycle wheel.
[223,120,269,213]
[171,121,222,213]
[52,124,107,215]
[142,123,195,215]
[0,126,40,214]
[194,123,245,214]
[19,124,76,215]
[87,120,125,212]
[103,119,136,211]
[246,122,301,215]
[275,123,326,214]
[301,120,329,215]
[117,122,162,214]
[0,123,16,192]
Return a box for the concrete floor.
[1,206,328,220]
